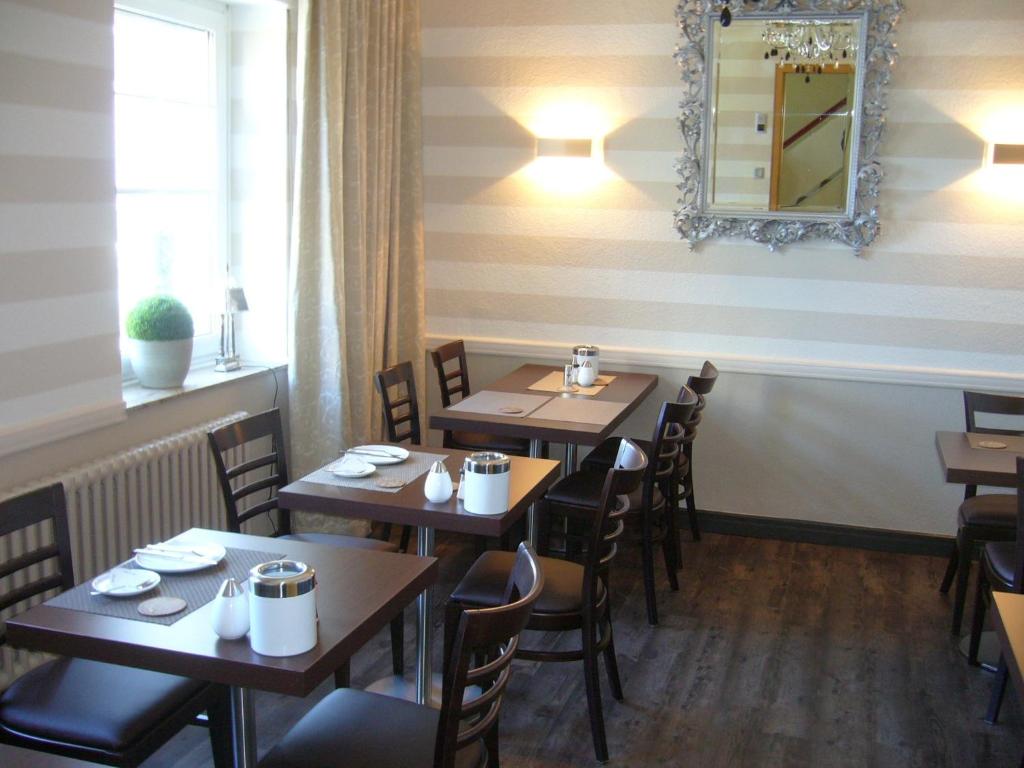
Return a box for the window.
[114,0,228,363]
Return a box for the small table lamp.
[215,286,248,372]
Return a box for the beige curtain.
[289,0,425,534]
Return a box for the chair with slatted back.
[429,340,532,456]
[0,484,232,767]
[260,542,544,768]
[939,391,1024,635]
[445,446,647,762]
[968,456,1024,726]
[374,361,422,553]
[207,409,405,678]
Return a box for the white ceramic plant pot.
[129,338,193,388]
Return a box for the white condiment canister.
[424,459,454,503]
[462,452,511,516]
[573,344,600,377]
[248,560,317,657]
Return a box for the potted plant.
[125,295,194,388]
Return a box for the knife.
[134,547,218,565]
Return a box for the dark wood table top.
[280,448,561,537]
[429,363,658,445]
[935,431,1024,488]
[5,529,437,697]
[993,592,1024,697]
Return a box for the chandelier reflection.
[762,21,857,69]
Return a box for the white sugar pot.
[462,452,511,516]
[572,344,600,377]
[248,560,317,657]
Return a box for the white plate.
[348,445,410,465]
[134,543,227,573]
[328,461,376,478]
[92,568,161,597]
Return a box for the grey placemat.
[305,450,448,493]
[446,390,551,417]
[48,547,283,626]
[530,397,630,425]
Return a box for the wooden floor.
[4,532,1023,767]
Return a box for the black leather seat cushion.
[545,469,661,513]
[450,550,602,616]
[984,541,1016,589]
[282,532,398,552]
[260,688,484,768]
[0,658,208,752]
[957,494,1017,537]
[450,430,530,456]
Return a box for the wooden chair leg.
[333,660,351,689]
[582,619,610,763]
[952,529,972,635]
[968,566,989,666]
[660,499,680,591]
[939,539,958,593]
[986,656,1010,725]
[443,601,462,681]
[398,525,413,553]
[207,688,234,768]
[684,447,701,542]
[390,613,404,676]
[602,612,624,702]
[484,715,500,768]
[640,511,659,626]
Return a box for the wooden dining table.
[4,528,438,768]
[278,447,560,707]
[935,431,1024,488]
[429,363,658,542]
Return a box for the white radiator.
[0,411,248,686]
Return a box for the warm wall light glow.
[519,155,613,195]
[526,101,615,141]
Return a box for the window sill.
[123,361,287,412]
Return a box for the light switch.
[754,167,765,179]
[754,112,767,133]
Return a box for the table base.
[230,686,256,768]
[366,672,444,708]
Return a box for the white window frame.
[114,0,231,376]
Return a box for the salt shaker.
[424,460,454,503]
[211,578,250,640]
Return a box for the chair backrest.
[1014,457,1024,593]
[207,409,292,536]
[964,391,1024,436]
[585,441,648,598]
[683,360,718,429]
[430,340,471,408]
[435,542,544,767]
[0,484,74,649]
[645,389,700,501]
[374,361,423,445]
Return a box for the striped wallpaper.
[0,0,124,457]
[420,0,1024,388]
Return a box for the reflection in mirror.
[707,17,861,215]
[674,0,903,254]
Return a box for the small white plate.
[134,543,227,573]
[92,568,160,597]
[349,445,410,465]
[328,461,376,478]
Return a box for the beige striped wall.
[0,0,124,458]
[421,1,1024,534]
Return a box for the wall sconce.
[536,137,594,159]
[992,144,1024,164]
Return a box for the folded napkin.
[328,454,374,475]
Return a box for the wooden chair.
[0,484,232,767]
[429,339,531,456]
[260,542,544,768]
[374,361,421,553]
[939,391,1024,635]
[968,456,1024,724]
[445,446,647,762]
[554,396,697,625]
[207,409,405,678]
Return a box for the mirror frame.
[674,0,903,254]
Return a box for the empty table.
[4,528,437,768]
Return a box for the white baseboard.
[426,333,1024,392]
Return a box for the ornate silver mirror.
[675,1,902,254]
